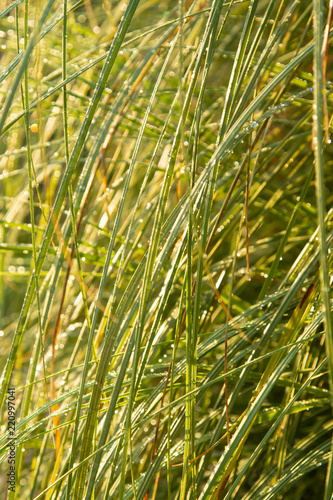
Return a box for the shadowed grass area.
[0,0,332,499]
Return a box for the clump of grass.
[0,1,332,499]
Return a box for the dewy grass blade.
[78,28,180,500]
[0,0,56,137]
[313,2,333,499]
